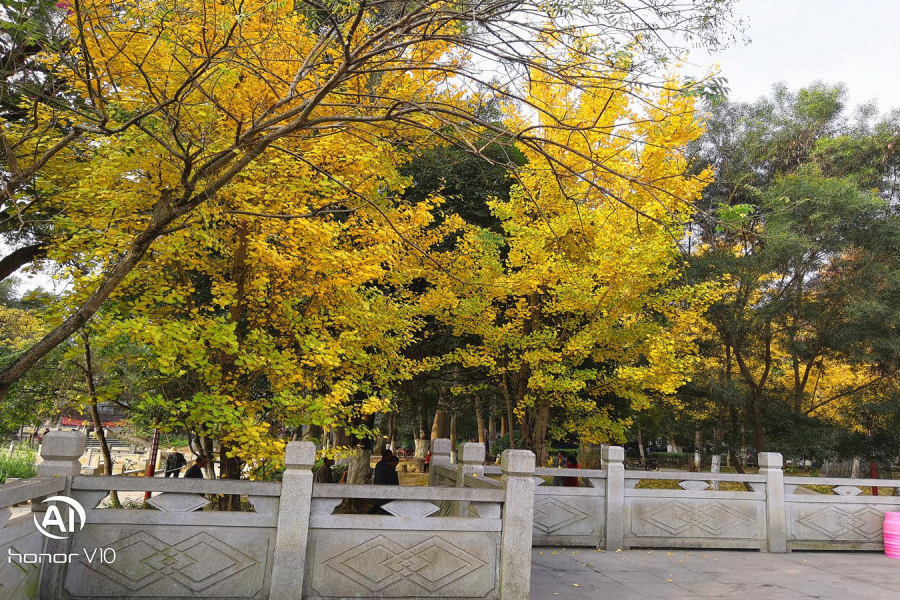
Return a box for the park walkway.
[531,548,900,599]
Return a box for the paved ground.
[531,548,900,599]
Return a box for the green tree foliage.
[686,82,900,457]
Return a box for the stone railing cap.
[458,442,485,464]
[284,441,316,468]
[758,452,783,469]
[40,431,86,461]
[432,438,452,455]
[601,445,624,462]
[501,449,535,476]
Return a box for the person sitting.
[184,457,210,479]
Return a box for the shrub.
[489,432,525,458]
[0,444,37,483]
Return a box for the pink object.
[884,513,900,559]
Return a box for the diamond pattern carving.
[82,531,257,592]
[381,500,440,518]
[146,493,210,512]
[636,501,753,536]
[796,506,884,539]
[0,543,39,598]
[323,535,485,593]
[533,498,591,534]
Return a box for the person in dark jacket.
[369,455,400,514]
[374,455,400,486]
[315,458,336,483]
[164,448,187,477]
[184,457,209,479]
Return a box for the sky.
[687,0,900,112]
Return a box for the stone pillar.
[602,445,625,551]
[455,443,485,515]
[759,452,787,553]
[270,441,316,600]
[428,438,452,487]
[37,431,85,600]
[499,449,535,600]
[35,431,85,509]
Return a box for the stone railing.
[433,444,900,553]
[0,432,76,599]
[0,432,536,600]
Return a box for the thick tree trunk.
[0,243,45,283]
[577,442,601,470]
[431,409,450,441]
[0,198,175,398]
[388,412,397,451]
[532,395,551,467]
[304,424,323,442]
[218,444,243,510]
[347,448,373,485]
[500,412,508,437]
[414,403,429,457]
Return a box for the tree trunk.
[81,329,119,506]
[304,424,323,442]
[577,442,601,470]
[449,414,457,456]
[0,197,178,398]
[414,403,429,457]
[694,429,702,471]
[431,407,450,441]
[532,395,551,467]
[750,387,765,454]
[475,396,485,444]
[388,412,397,452]
[499,412,508,437]
[218,443,243,510]
[347,447,373,485]
[0,243,45,283]
[637,425,645,465]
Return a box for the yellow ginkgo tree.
[425,68,721,463]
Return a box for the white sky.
[688,0,900,111]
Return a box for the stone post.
[37,431,85,600]
[456,442,485,516]
[428,438,452,487]
[35,431,85,510]
[270,441,316,600]
[499,449,535,600]
[602,445,625,551]
[759,452,787,553]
